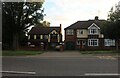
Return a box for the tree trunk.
[116,39,119,51]
[12,34,19,50]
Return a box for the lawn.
[2,50,43,56]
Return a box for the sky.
[43,0,120,40]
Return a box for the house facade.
[64,16,118,50]
[27,24,62,50]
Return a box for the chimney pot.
[95,16,99,20]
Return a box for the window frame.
[44,35,48,39]
[77,30,83,36]
[76,40,81,45]
[104,39,115,46]
[66,29,74,35]
[50,34,57,39]
[88,39,99,46]
[89,26,99,35]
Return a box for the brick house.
[27,24,62,50]
[64,16,118,50]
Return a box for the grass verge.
[80,50,120,55]
[2,50,43,56]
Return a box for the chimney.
[95,16,99,20]
[60,24,62,34]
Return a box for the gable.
[88,23,100,29]
[50,30,58,34]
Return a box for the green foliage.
[101,1,120,50]
[2,2,44,50]
[101,21,120,39]
[103,2,120,39]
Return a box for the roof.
[28,26,61,35]
[65,20,106,30]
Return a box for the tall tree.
[2,1,44,50]
[101,1,120,50]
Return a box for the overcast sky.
[43,0,119,40]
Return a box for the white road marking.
[85,73,120,76]
[1,71,36,75]
[96,56,116,60]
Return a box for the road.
[2,55,119,76]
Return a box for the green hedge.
[2,50,43,56]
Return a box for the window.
[76,40,86,45]
[89,26,98,35]
[34,35,36,39]
[76,40,81,45]
[77,30,83,35]
[40,35,43,39]
[36,35,40,39]
[66,29,74,35]
[80,31,83,34]
[88,39,99,46]
[51,34,57,39]
[104,39,115,46]
[30,35,34,39]
[44,35,48,39]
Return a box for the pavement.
[3,51,119,60]
[23,51,119,60]
[28,51,84,57]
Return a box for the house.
[27,24,62,50]
[64,16,118,50]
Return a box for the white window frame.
[76,40,81,45]
[66,29,74,35]
[89,27,99,35]
[104,39,115,46]
[88,39,99,46]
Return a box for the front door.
[66,42,75,50]
[79,40,86,49]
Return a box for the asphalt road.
[2,56,119,76]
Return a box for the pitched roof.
[28,26,61,35]
[65,20,106,29]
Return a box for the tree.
[101,1,120,50]
[2,1,45,50]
